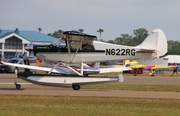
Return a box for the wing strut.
[48,62,60,74]
[62,62,84,76]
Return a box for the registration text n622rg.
[105,49,136,56]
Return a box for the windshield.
[7,59,19,63]
[52,38,66,48]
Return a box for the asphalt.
[0,73,180,99]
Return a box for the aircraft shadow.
[0,88,25,90]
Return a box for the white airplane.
[3,29,167,90]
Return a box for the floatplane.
[3,29,167,90]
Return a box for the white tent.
[163,55,180,64]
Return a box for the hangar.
[0,28,57,58]
[163,55,180,65]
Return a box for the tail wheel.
[14,68,19,75]
[72,84,80,90]
[15,84,21,89]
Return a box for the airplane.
[121,59,172,76]
[3,29,168,90]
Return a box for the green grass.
[82,84,180,92]
[0,95,180,116]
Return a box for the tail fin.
[135,29,167,57]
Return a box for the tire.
[72,84,80,90]
[15,84,21,89]
[84,74,88,77]
[14,68,19,75]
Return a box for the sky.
[1,0,180,41]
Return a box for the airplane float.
[3,29,168,90]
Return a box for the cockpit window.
[52,39,66,48]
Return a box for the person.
[34,57,40,74]
[35,57,40,66]
[24,58,30,73]
[171,62,178,76]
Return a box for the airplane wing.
[3,61,131,74]
[129,65,145,69]
[151,66,173,70]
[82,67,131,73]
[130,65,173,70]
[2,62,60,73]
[99,67,131,73]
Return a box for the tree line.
[38,27,180,56]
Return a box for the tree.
[107,40,116,44]
[37,27,42,33]
[133,28,148,45]
[97,29,104,41]
[115,34,134,45]
[48,29,63,38]
[79,29,84,33]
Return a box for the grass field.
[1,72,180,115]
[0,95,180,116]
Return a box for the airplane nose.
[24,44,33,51]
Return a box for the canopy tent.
[163,55,180,64]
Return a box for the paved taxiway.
[0,74,180,99]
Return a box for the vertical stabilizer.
[135,29,167,57]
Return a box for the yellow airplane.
[124,60,172,76]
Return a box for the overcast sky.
[1,0,180,41]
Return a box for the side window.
[19,60,23,64]
[29,60,35,63]
[8,59,18,63]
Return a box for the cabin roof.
[62,31,96,42]
[63,31,96,38]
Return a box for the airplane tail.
[135,29,167,57]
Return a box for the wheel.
[14,68,19,75]
[15,84,21,89]
[72,84,80,90]
[133,73,137,76]
[84,74,88,77]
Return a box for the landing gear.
[72,84,80,90]
[15,84,21,89]
[84,74,88,77]
[14,68,19,75]
[14,78,21,89]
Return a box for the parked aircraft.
[121,60,171,76]
[3,29,168,90]
[128,64,172,76]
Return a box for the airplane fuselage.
[34,41,155,64]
